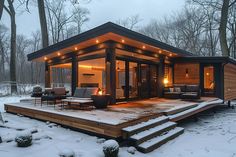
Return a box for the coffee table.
[61,98,93,110]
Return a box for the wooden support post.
[71,56,78,95]
[45,62,51,88]
[157,56,164,97]
[228,100,231,108]
[105,42,116,104]
[199,64,204,96]
[125,61,129,100]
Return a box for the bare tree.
[3,0,17,93]
[71,6,89,34]
[37,0,49,48]
[116,14,142,30]
[0,0,4,20]
[189,0,236,57]
[0,25,9,81]
[219,0,230,56]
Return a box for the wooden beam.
[45,62,51,88]
[116,55,159,65]
[47,43,108,66]
[125,61,129,100]
[157,56,165,97]
[113,42,164,59]
[71,56,78,95]
[105,42,116,104]
[199,63,204,96]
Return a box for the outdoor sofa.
[41,87,69,106]
[164,84,201,99]
[61,87,99,109]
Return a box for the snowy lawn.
[0,96,236,157]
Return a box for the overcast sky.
[1,0,186,37]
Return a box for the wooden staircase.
[122,116,184,153]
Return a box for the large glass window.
[51,63,72,92]
[116,60,126,99]
[164,65,173,87]
[129,62,138,98]
[78,58,106,91]
[140,64,149,98]
[150,65,158,97]
[204,66,215,95]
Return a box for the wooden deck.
[4,97,222,138]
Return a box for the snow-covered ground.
[0,96,236,157]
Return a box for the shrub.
[127,146,136,154]
[103,140,119,157]
[59,149,75,157]
[15,131,32,147]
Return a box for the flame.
[98,90,103,95]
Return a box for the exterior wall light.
[185,69,189,78]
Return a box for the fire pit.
[91,92,111,109]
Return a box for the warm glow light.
[98,90,103,95]
[96,39,99,43]
[121,39,125,43]
[169,53,173,57]
[206,72,210,76]
[44,57,47,61]
[79,65,92,69]
[57,52,61,56]
[159,50,162,54]
[164,78,169,84]
[79,65,105,70]
[74,47,78,50]
[142,46,146,49]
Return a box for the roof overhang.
[27,22,195,62]
[173,56,236,65]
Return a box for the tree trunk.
[7,0,17,93]
[0,0,4,20]
[219,0,230,56]
[0,39,5,81]
[37,0,49,48]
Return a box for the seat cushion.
[53,87,66,95]
[173,84,186,92]
[186,85,199,92]
[182,92,198,96]
[83,88,98,98]
[73,88,86,98]
[174,87,181,93]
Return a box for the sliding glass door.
[115,59,158,101]
[129,62,138,99]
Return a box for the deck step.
[122,116,169,139]
[163,104,198,115]
[137,127,184,153]
[130,121,177,145]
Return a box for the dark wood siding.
[174,63,200,85]
[224,63,236,100]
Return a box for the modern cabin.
[27,22,236,104]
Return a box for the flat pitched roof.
[27,22,195,61]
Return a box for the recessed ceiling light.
[44,57,47,60]
[57,52,61,56]
[74,47,78,50]
[96,39,99,43]
[142,46,146,49]
[159,50,162,54]
[121,39,125,43]
[169,53,173,57]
